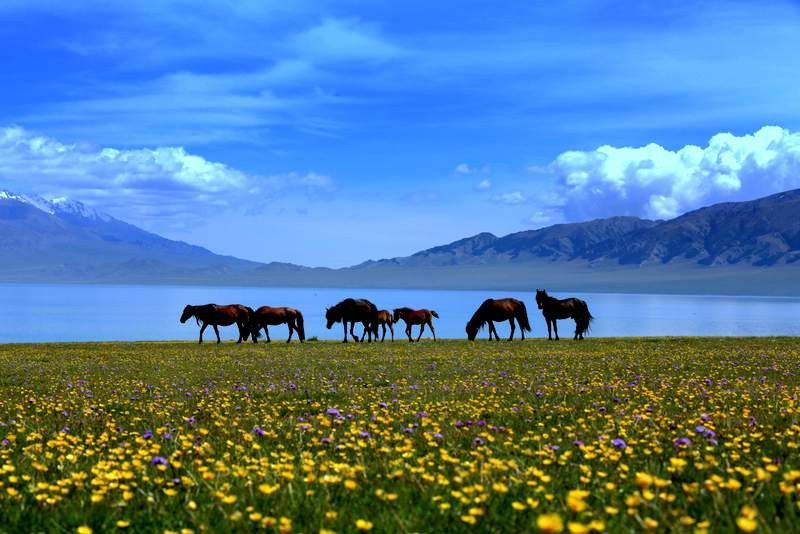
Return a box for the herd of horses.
[179,290,594,344]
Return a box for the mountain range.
[357,189,800,268]
[1,188,798,294]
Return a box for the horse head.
[465,320,479,341]
[325,306,337,329]
[179,305,194,324]
[535,289,547,309]
[392,308,401,323]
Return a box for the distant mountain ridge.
[356,189,800,268]
[0,187,797,293]
[0,189,311,282]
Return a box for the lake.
[0,283,798,343]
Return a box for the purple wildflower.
[253,426,266,437]
[611,438,627,449]
[673,437,692,447]
[473,437,485,446]
[326,408,341,418]
[150,455,169,467]
[142,429,153,440]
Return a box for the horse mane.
[395,307,414,313]
[467,306,487,332]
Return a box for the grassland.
[0,338,799,533]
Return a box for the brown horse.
[535,289,593,340]
[251,306,305,343]
[361,310,395,342]
[180,304,255,344]
[465,298,531,341]
[393,308,439,342]
[325,298,379,343]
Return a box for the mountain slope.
[0,190,275,281]
[604,189,800,266]
[355,190,800,268]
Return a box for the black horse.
[535,289,593,340]
[325,298,379,343]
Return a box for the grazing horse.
[180,304,255,344]
[393,308,439,342]
[361,310,395,342]
[325,298,379,343]
[251,306,305,343]
[535,289,593,340]
[465,298,531,341]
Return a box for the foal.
[393,308,439,342]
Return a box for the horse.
[361,310,395,342]
[535,289,594,340]
[325,298,379,343]
[250,306,305,343]
[465,298,531,341]
[180,304,256,344]
[393,308,439,342]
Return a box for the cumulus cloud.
[476,179,492,190]
[550,125,800,220]
[0,126,333,222]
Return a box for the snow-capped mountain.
[0,190,112,222]
[0,188,279,282]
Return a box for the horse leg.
[213,324,221,344]
[287,324,294,343]
[350,322,360,343]
[429,320,436,341]
[508,319,515,341]
[342,321,348,343]
[489,321,499,341]
[360,324,368,342]
[546,319,552,340]
[416,323,424,342]
[236,323,243,344]
[405,322,413,342]
[198,322,208,344]
[381,324,386,342]
[553,320,559,341]
[265,326,271,343]
[389,323,394,342]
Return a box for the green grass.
[0,338,799,533]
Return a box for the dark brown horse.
[325,298,378,343]
[251,306,305,343]
[180,304,255,344]
[465,298,531,341]
[361,309,395,342]
[535,289,593,340]
[393,308,439,342]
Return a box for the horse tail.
[576,301,593,336]
[431,310,439,319]
[295,311,306,341]
[516,301,532,332]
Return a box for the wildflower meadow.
[0,338,798,532]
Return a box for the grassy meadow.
[0,337,799,533]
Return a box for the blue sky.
[1,0,800,266]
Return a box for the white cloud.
[454,163,472,175]
[290,17,406,64]
[476,179,492,190]
[549,125,800,220]
[0,126,333,222]
[493,191,528,205]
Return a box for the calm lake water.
[0,284,798,343]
